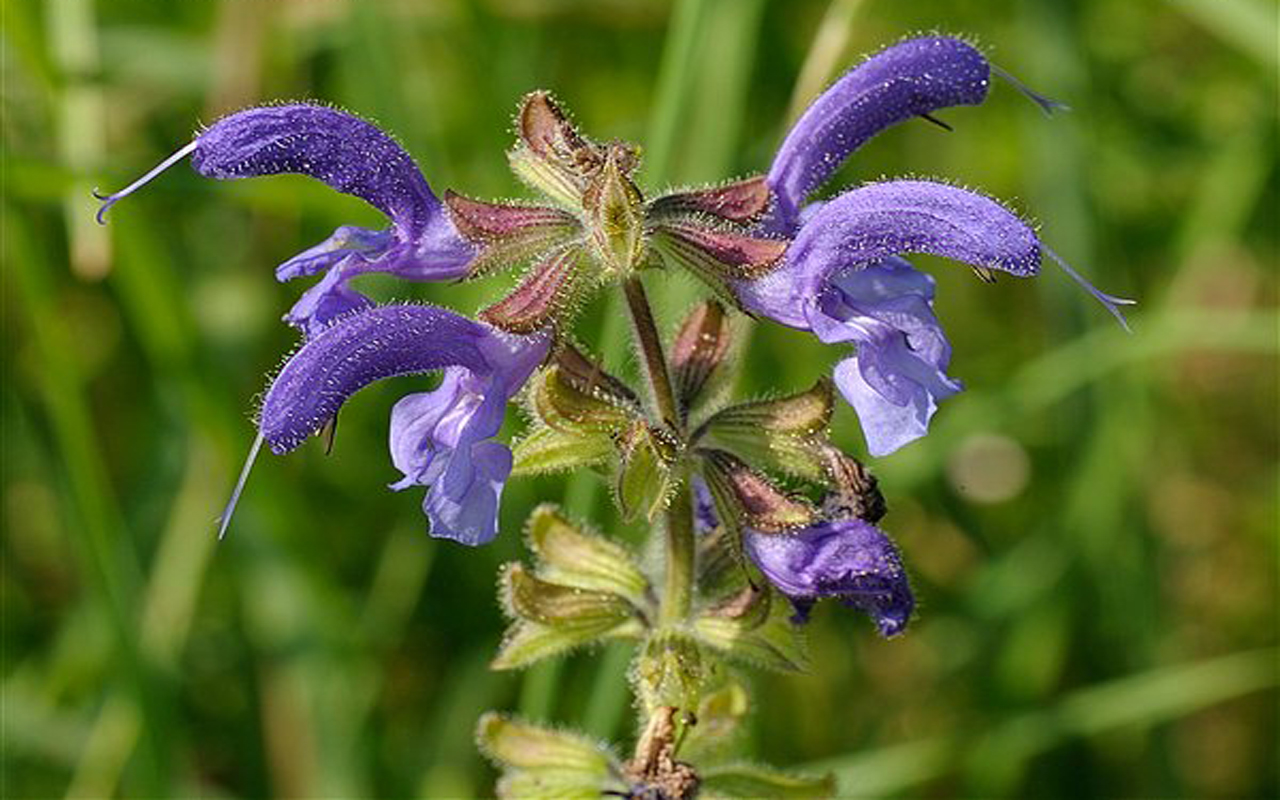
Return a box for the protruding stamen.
[992,65,1070,116]
[1044,246,1136,332]
[217,432,265,540]
[93,140,198,224]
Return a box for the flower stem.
[623,276,680,432]
[621,276,695,626]
[661,479,696,624]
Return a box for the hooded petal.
[193,104,440,237]
[259,304,548,544]
[192,105,475,333]
[737,180,1040,328]
[767,37,990,233]
[744,519,914,636]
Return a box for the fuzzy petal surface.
[767,37,990,233]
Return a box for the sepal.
[493,563,645,669]
[671,300,733,416]
[529,361,639,435]
[616,421,679,522]
[510,425,612,476]
[819,446,886,523]
[647,176,771,226]
[692,586,810,673]
[526,504,651,606]
[649,222,787,287]
[480,246,585,333]
[509,91,599,208]
[700,763,835,799]
[443,191,580,278]
[476,713,627,799]
[582,143,646,276]
[697,379,834,481]
[699,449,816,533]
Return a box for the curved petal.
[260,304,548,544]
[193,104,441,237]
[744,519,914,636]
[767,37,990,234]
[737,180,1041,327]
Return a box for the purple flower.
[96,104,474,336]
[744,519,913,636]
[234,304,548,545]
[693,482,912,636]
[736,37,1133,456]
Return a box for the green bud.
[526,505,651,606]
[616,421,678,522]
[700,764,836,799]
[529,364,638,435]
[583,142,646,276]
[492,617,642,671]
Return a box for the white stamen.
[217,432,265,540]
[992,65,1070,117]
[94,140,199,224]
[1044,246,1136,333]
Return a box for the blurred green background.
[4,0,1277,797]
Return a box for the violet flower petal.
[744,519,914,636]
[193,104,440,236]
[767,37,990,234]
[259,304,548,545]
[812,258,962,456]
[737,180,1040,328]
[192,105,476,334]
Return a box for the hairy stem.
[661,479,696,625]
[623,277,680,432]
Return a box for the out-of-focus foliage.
[3,0,1276,797]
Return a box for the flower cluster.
[97,35,1130,797]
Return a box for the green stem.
[621,277,695,626]
[660,479,696,625]
[623,276,680,431]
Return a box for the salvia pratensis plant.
[97,36,1132,798]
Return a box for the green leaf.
[701,763,835,799]
[526,504,651,606]
[511,426,612,477]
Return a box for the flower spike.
[93,140,198,224]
